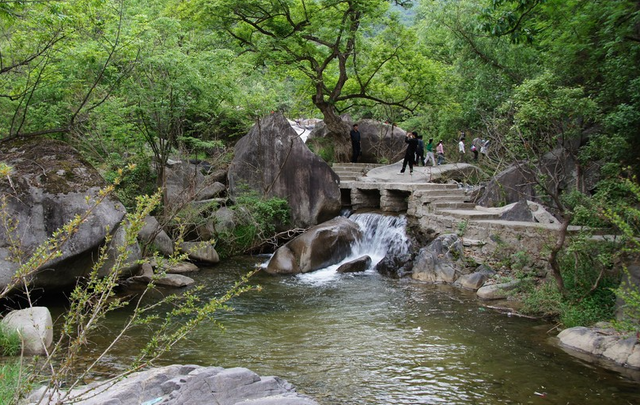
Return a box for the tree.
[193,0,424,139]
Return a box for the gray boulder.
[476,147,603,208]
[0,138,126,291]
[139,216,174,256]
[228,112,341,228]
[101,223,142,277]
[309,118,406,164]
[1,307,53,355]
[181,242,219,264]
[499,199,534,222]
[456,272,487,290]
[165,161,225,207]
[336,255,372,273]
[266,217,363,274]
[27,365,318,405]
[476,280,520,300]
[558,326,640,369]
[412,234,465,283]
[155,274,195,288]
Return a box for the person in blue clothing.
[415,133,425,166]
[350,124,361,163]
[400,131,419,174]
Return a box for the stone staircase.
[331,163,384,183]
[408,184,475,216]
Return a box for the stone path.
[331,161,577,264]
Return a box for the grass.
[0,359,23,405]
[0,324,21,357]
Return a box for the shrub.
[215,193,290,258]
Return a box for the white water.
[296,213,410,285]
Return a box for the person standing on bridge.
[400,131,418,174]
[436,140,445,165]
[350,123,361,163]
[425,138,436,166]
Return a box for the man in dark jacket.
[400,131,419,174]
[350,124,361,163]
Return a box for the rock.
[155,274,195,288]
[309,118,407,164]
[26,365,319,405]
[165,261,200,274]
[100,223,142,277]
[475,264,496,277]
[131,262,154,283]
[138,216,174,257]
[476,147,603,208]
[181,242,219,264]
[558,326,640,369]
[412,234,464,283]
[0,138,126,291]
[266,217,363,274]
[1,307,53,356]
[476,280,520,300]
[499,199,534,222]
[375,252,412,278]
[456,272,487,290]
[228,112,341,228]
[165,161,225,206]
[336,255,372,273]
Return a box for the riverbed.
[77,256,640,405]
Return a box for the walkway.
[332,161,578,264]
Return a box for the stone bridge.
[332,162,587,266]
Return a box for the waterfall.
[296,213,410,284]
[349,213,410,266]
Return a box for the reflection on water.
[72,256,640,405]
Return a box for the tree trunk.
[313,97,350,138]
[549,215,570,296]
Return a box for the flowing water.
[59,214,640,404]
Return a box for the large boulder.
[228,112,341,228]
[558,326,640,370]
[1,307,53,355]
[266,217,363,274]
[309,118,407,164]
[0,138,127,291]
[138,216,174,256]
[165,160,226,207]
[27,365,319,405]
[412,234,465,283]
[476,147,602,208]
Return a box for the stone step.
[436,209,501,220]
[417,192,467,201]
[433,202,476,211]
[413,183,460,191]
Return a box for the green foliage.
[0,323,21,356]
[0,359,23,405]
[607,177,640,333]
[216,193,290,258]
[103,155,157,211]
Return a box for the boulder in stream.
[337,255,372,273]
[266,216,363,274]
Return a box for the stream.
[54,214,640,404]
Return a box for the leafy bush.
[103,154,157,211]
[215,193,290,258]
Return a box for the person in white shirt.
[458,136,465,163]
